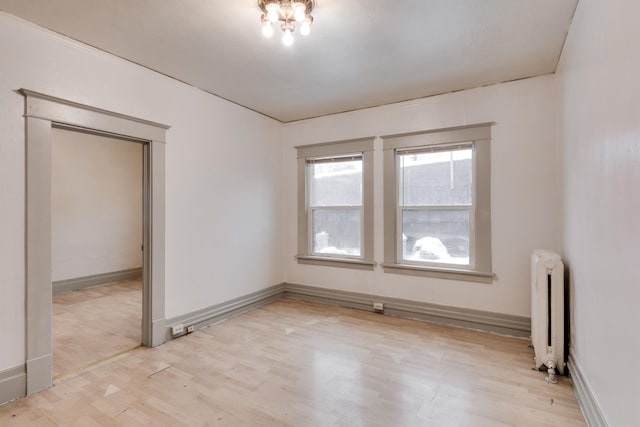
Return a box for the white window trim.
[381,123,494,283]
[296,137,375,269]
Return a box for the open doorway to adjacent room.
[22,89,167,395]
[50,127,143,378]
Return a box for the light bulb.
[262,21,273,38]
[300,19,311,36]
[293,3,306,22]
[282,28,294,46]
[266,3,279,23]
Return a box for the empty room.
[51,127,144,378]
[0,1,637,426]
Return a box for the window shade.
[306,154,362,164]
[396,142,472,156]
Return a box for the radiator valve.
[544,360,558,384]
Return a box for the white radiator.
[531,250,565,378]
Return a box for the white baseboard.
[568,354,609,427]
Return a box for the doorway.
[22,89,168,395]
[51,127,144,378]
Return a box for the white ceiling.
[0,0,578,122]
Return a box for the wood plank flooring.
[52,279,142,378]
[2,298,585,426]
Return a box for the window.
[399,144,473,266]
[296,137,374,269]
[309,156,362,257]
[382,124,493,282]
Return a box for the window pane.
[399,148,472,206]
[310,160,362,206]
[312,208,361,256]
[402,209,469,265]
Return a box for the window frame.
[306,154,364,259]
[382,123,494,283]
[296,137,375,269]
[396,143,475,269]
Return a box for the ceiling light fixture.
[258,0,315,46]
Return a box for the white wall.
[0,13,283,371]
[51,129,142,282]
[557,0,640,425]
[283,75,562,317]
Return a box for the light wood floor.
[53,279,142,378]
[2,298,585,426]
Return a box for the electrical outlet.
[373,302,384,312]
[171,324,184,335]
[186,325,195,333]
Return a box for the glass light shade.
[266,3,279,23]
[293,3,306,22]
[262,21,273,37]
[282,28,294,46]
[300,20,311,36]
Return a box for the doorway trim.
[21,89,169,395]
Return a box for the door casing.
[21,89,169,394]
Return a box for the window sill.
[296,255,376,271]
[381,263,495,283]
